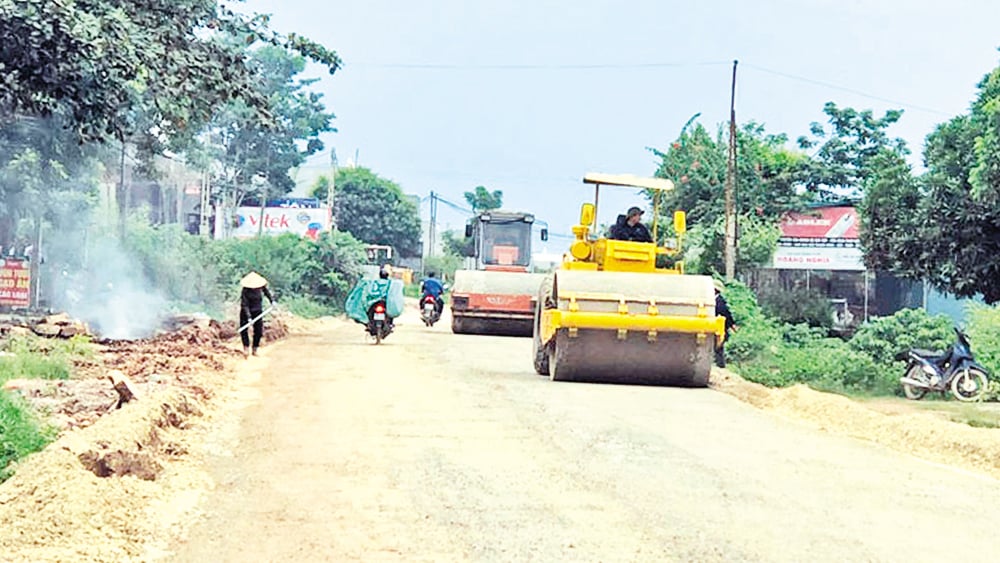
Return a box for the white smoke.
[49,236,168,340]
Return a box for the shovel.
[237,305,276,334]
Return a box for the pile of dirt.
[0,389,204,560]
[711,367,1000,479]
[99,321,242,398]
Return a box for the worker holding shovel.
[239,271,275,357]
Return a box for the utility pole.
[199,169,211,238]
[327,149,338,231]
[724,60,739,281]
[428,191,438,257]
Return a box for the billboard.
[779,206,859,239]
[772,245,865,271]
[222,207,331,240]
[0,259,31,307]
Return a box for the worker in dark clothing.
[239,271,274,357]
[714,279,737,368]
[609,206,653,243]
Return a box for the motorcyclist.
[420,271,446,316]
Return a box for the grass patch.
[281,296,338,319]
[0,334,95,384]
[0,389,56,482]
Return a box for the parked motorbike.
[420,294,442,327]
[898,328,990,401]
[366,300,394,344]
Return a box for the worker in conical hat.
[239,271,274,357]
[240,271,268,289]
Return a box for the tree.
[311,167,422,257]
[0,0,340,143]
[648,119,808,273]
[198,45,335,212]
[862,93,1000,302]
[464,186,503,212]
[797,102,909,198]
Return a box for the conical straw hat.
[240,271,268,289]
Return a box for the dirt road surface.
[170,310,1000,562]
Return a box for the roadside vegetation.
[0,335,96,481]
[723,280,1000,403]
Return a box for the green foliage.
[441,229,473,258]
[311,167,422,257]
[280,296,336,319]
[0,0,340,142]
[423,254,464,283]
[758,287,833,329]
[858,62,1000,304]
[0,334,94,383]
[650,120,812,228]
[738,338,882,392]
[797,102,909,197]
[965,304,1000,400]
[464,186,503,212]
[683,213,780,274]
[198,45,335,200]
[0,390,55,482]
[122,221,367,315]
[848,308,954,367]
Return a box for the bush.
[121,221,368,316]
[848,308,953,367]
[736,336,881,391]
[759,287,833,329]
[966,304,1000,401]
[0,390,55,482]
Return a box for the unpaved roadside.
[168,312,1000,562]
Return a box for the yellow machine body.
[532,173,725,387]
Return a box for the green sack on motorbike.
[345,278,405,324]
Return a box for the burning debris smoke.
[49,236,169,341]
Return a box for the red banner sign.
[0,259,30,307]
[779,206,859,239]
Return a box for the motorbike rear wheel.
[951,368,988,402]
[902,365,928,400]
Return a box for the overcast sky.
[243,0,1000,249]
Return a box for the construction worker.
[714,279,737,368]
[239,271,274,357]
[609,206,653,243]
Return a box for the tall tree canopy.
[197,45,335,208]
[464,186,503,212]
[861,62,1000,303]
[648,120,806,273]
[0,0,340,141]
[311,167,422,258]
[797,102,909,198]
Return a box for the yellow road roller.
[531,173,726,386]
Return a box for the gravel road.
[170,310,1000,562]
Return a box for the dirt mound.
[0,390,201,560]
[712,367,1000,479]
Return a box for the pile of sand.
[712,368,1000,479]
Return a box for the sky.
[243,0,1000,251]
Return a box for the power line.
[349,60,732,70]
[741,63,952,116]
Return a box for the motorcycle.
[898,327,990,402]
[366,300,394,344]
[420,293,442,326]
